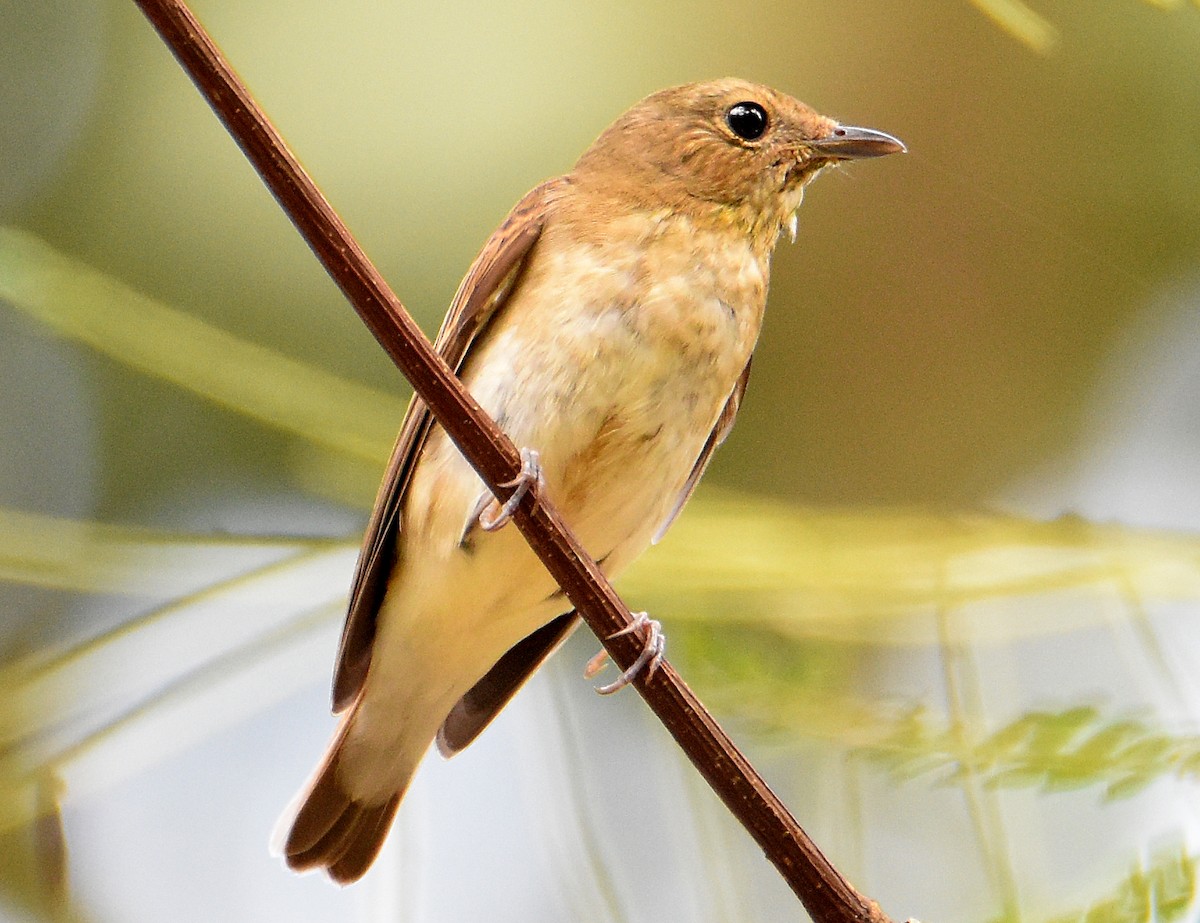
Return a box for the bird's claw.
[478,447,544,532]
[589,612,666,695]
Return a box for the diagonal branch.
[130,2,900,920]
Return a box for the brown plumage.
[279,78,903,882]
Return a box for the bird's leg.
[477,447,544,532]
[586,612,666,695]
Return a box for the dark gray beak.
[810,125,906,160]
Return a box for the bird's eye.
[725,102,768,141]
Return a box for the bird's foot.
[478,447,544,532]
[585,612,666,695]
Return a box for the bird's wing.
[651,358,752,545]
[331,178,565,712]
[436,611,580,755]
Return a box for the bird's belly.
[478,305,744,558]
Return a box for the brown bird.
[278,78,903,883]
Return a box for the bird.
[278,77,904,883]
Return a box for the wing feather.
[330,178,566,711]
[651,358,752,545]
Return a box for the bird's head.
[573,78,904,246]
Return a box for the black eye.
[725,102,768,141]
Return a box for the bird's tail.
[274,706,409,885]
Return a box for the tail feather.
[279,711,406,884]
[325,796,402,883]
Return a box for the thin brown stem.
[130,2,899,920]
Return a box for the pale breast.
[457,209,769,560]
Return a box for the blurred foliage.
[0,227,401,467]
[969,0,1059,52]
[861,705,1200,800]
[1023,844,1195,923]
[2,493,1198,792]
[0,772,71,922]
[973,0,1200,53]
[673,620,1200,802]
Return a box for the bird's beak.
[809,126,906,160]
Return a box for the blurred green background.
[2,1,1200,922]
[7,0,1197,516]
